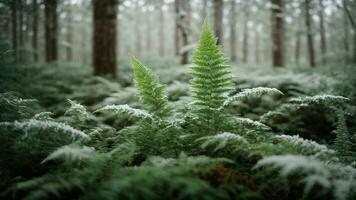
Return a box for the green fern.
[130,56,171,118]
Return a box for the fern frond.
[221,87,283,109]
[289,95,349,106]
[65,99,90,119]
[41,145,96,164]
[95,104,153,120]
[197,132,248,152]
[233,117,271,131]
[254,155,330,177]
[12,119,89,140]
[333,111,353,160]
[130,56,171,118]
[274,134,335,158]
[190,19,233,113]
[33,112,54,120]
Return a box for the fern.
[131,56,171,118]
[333,111,354,162]
[221,87,283,109]
[95,104,153,120]
[41,145,96,164]
[197,132,249,152]
[289,95,349,106]
[11,119,89,140]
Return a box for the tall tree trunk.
[214,0,223,45]
[44,0,58,63]
[174,0,181,56]
[32,0,38,62]
[295,31,301,65]
[158,2,165,56]
[255,30,260,64]
[135,5,142,58]
[11,0,18,61]
[93,0,118,78]
[19,0,24,62]
[318,0,327,65]
[271,0,285,67]
[229,0,237,62]
[343,6,350,55]
[66,5,73,62]
[178,0,190,65]
[242,9,249,63]
[145,12,152,55]
[305,0,316,67]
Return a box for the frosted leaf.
[254,155,330,177]
[95,104,153,119]
[289,95,349,106]
[197,132,248,151]
[42,145,96,164]
[13,119,89,140]
[221,87,283,109]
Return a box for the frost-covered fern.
[95,104,153,120]
[289,95,349,106]
[10,119,89,140]
[42,145,96,164]
[221,87,283,109]
[197,132,248,152]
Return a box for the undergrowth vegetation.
[0,20,355,200]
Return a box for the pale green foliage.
[96,104,153,120]
[290,95,349,106]
[274,134,335,158]
[11,119,89,140]
[33,112,54,120]
[42,145,96,164]
[65,99,90,119]
[197,132,248,152]
[221,87,283,109]
[333,112,354,161]
[131,56,171,118]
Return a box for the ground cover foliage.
[0,21,356,200]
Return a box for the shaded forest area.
[0,0,356,200]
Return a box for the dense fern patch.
[0,21,355,200]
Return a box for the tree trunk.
[44,0,58,63]
[214,0,223,45]
[295,31,301,65]
[158,2,165,57]
[178,0,190,65]
[19,0,24,62]
[255,30,260,64]
[32,0,38,62]
[271,0,285,67]
[174,0,180,56]
[93,0,118,78]
[145,12,152,55]
[318,0,327,65]
[342,0,356,64]
[305,0,316,67]
[229,0,237,62]
[242,10,249,63]
[134,4,142,58]
[66,5,73,62]
[11,0,18,61]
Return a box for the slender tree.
[242,4,249,63]
[93,0,118,77]
[305,0,316,67]
[158,1,165,56]
[32,0,38,62]
[66,4,73,62]
[11,0,18,61]
[214,0,223,45]
[318,0,327,65]
[19,0,24,62]
[255,28,260,64]
[44,0,58,63]
[229,0,237,62]
[271,0,285,67]
[295,30,301,65]
[174,0,181,56]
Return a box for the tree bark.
[44,0,58,63]
[158,2,165,56]
[19,0,24,62]
[271,0,285,67]
[178,0,190,65]
[93,0,118,78]
[318,0,327,65]
[214,0,223,45]
[242,8,249,63]
[295,31,301,65]
[255,30,260,64]
[229,0,237,62]
[305,0,316,67]
[174,0,181,56]
[11,0,18,61]
[32,0,38,62]
[66,5,73,62]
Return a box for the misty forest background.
[1,0,356,200]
